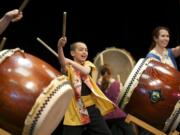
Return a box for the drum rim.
[93,47,135,69]
[163,100,180,133]
[119,58,151,109]
[22,75,73,135]
[0,48,23,64]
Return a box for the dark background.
[1,0,180,70]
[1,0,180,134]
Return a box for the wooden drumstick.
[117,74,123,104]
[100,53,104,66]
[117,74,121,82]
[0,37,7,51]
[62,12,67,37]
[36,37,58,58]
[19,0,30,11]
[117,74,124,89]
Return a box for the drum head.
[22,76,74,135]
[34,87,73,135]
[93,47,135,85]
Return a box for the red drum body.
[119,58,180,133]
[0,48,73,135]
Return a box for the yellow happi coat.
[63,61,115,125]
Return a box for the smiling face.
[154,29,170,49]
[70,42,88,64]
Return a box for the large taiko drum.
[92,47,135,85]
[119,58,180,133]
[0,48,74,135]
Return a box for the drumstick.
[62,12,67,37]
[117,74,123,104]
[19,0,30,11]
[117,74,121,82]
[36,37,58,58]
[100,53,104,66]
[0,37,7,50]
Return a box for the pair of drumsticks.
[36,11,67,58]
[36,12,123,81]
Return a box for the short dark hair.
[70,41,87,51]
[100,64,112,76]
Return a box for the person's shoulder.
[146,50,161,61]
[110,79,120,86]
[109,78,116,83]
[84,60,95,68]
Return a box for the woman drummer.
[146,26,180,70]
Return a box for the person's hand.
[4,9,23,22]
[58,36,67,48]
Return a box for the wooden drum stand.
[125,114,179,135]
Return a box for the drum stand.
[0,128,11,135]
[125,114,179,135]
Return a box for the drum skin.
[122,59,180,131]
[93,47,135,84]
[0,50,61,135]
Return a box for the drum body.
[93,47,135,85]
[119,58,180,133]
[0,48,73,135]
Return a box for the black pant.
[177,124,180,132]
[62,105,112,135]
[106,118,135,135]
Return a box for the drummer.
[57,36,116,135]
[97,64,135,135]
[144,26,180,134]
[0,9,23,35]
[146,26,180,70]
